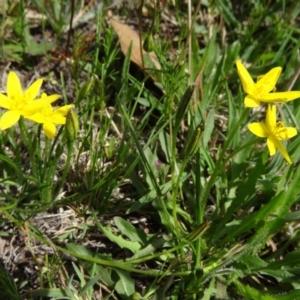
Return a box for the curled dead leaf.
[109,17,161,71]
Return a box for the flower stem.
[55,139,74,199]
[18,117,38,177]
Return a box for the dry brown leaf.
[109,17,160,71]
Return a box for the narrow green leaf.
[210,156,265,244]
[190,31,201,81]
[223,40,240,75]
[266,249,300,269]
[72,262,86,286]
[202,108,215,148]
[181,123,203,158]
[221,191,286,244]
[174,84,195,134]
[80,273,106,297]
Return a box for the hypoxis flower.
[0,72,60,130]
[236,60,300,107]
[26,93,74,139]
[248,105,297,164]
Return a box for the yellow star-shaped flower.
[248,105,297,164]
[236,60,300,107]
[26,94,74,139]
[0,72,60,130]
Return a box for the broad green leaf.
[114,269,135,299]
[114,216,151,245]
[259,268,293,282]
[25,41,55,55]
[202,277,216,300]
[128,235,170,260]
[285,211,300,221]
[66,243,112,260]
[240,254,267,270]
[66,243,95,257]
[26,288,69,299]
[96,221,141,253]
[276,290,300,300]
[236,280,300,300]
[236,282,277,300]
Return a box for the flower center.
[10,93,30,110]
[40,105,53,120]
[273,121,289,140]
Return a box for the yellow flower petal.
[23,78,43,102]
[260,91,300,103]
[7,72,22,99]
[266,105,276,130]
[54,104,74,116]
[236,60,255,95]
[49,104,73,124]
[266,136,277,156]
[285,127,297,139]
[0,94,11,109]
[33,94,60,104]
[22,95,60,116]
[43,122,56,139]
[236,61,300,107]
[244,95,260,107]
[269,136,292,164]
[0,73,62,129]
[248,103,296,164]
[42,94,61,104]
[256,67,281,94]
[51,115,66,124]
[248,123,269,138]
[26,112,47,124]
[276,144,292,164]
[22,102,51,116]
[0,110,20,130]
[277,127,297,140]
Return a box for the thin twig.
[65,0,75,55]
